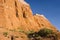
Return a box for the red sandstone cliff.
[0,0,58,40]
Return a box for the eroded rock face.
[34,14,57,31]
[0,0,58,40]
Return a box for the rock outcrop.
[0,0,58,40]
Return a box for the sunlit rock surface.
[0,0,59,40]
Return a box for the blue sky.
[25,0,60,30]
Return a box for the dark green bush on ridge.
[27,28,58,40]
[27,28,54,38]
[28,32,39,38]
[38,28,53,37]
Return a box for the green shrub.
[18,29,24,33]
[27,32,42,40]
[27,30,34,34]
[17,28,25,33]
[38,28,53,37]
[28,32,39,38]
[3,32,8,37]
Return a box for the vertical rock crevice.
[23,11,26,18]
[11,36,14,40]
[15,1,19,18]
[16,9,19,17]
[4,0,6,3]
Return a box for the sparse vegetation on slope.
[3,32,8,37]
[38,28,53,37]
[27,28,58,40]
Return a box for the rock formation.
[0,0,58,40]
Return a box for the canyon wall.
[0,0,58,40]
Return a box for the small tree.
[38,28,53,37]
